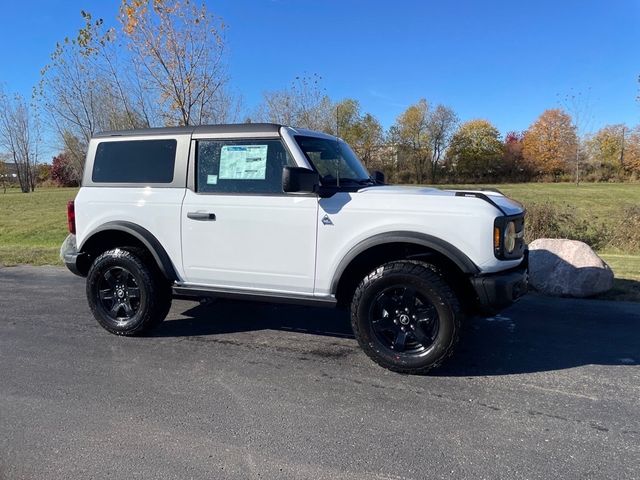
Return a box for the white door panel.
[181,191,318,293]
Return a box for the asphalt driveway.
[1,266,638,479]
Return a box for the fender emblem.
[321,214,333,226]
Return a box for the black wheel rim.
[368,285,440,355]
[96,266,141,325]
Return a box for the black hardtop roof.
[93,123,282,138]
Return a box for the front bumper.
[471,252,528,314]
[60,234,88,277]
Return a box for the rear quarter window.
[92,139,177,183]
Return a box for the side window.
[92,139,176,183]
[196,139,293,194]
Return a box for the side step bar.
[173,284,337,308]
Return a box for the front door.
[181,138,318,294]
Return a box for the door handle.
[187,211,216,221]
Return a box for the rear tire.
[86,248,171,336]
[351,260,462,374]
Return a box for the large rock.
[528,239,614,298]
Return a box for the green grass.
[600,254,640,281]
[0,187,78,265]
[1,184,639,301]
[442,182,640,229]
[598,254,640,302]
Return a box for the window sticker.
[207,174,218,185]
[219,145,268,180]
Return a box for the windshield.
[294,135,371,185]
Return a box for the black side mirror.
[282,166,319,193]
[372,170,385,184]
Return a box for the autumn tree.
[335,99,384,169]
[335,98,361,142]
[0,89,40,193]
[446,119,504,182]
[390,99,431,183]
[503,131,530,181]
[37,164,52,185]
[390,100,458,184]
[624,128,640,177]
[583,124,640,180]
[120,0,234,126]
[522,109,577,179]
[51,152,80,187]
[40,1,235,181]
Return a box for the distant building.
[0,161,19,183]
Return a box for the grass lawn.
[0,187,78,265]
[1,184,639,301]
[442,182,640,227]
[598,254,640,302]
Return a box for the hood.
[357,185,524,216]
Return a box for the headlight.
[504,221,516,254]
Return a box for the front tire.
[351,260,462,374]
[86,248,171,336]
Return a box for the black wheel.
[86,248,171,335]
[351,260,462,374]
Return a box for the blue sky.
[1,0,639,144]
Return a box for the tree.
[0,158,9,193]
[39,11,151,184]
[0,89,40,193]
[522,109,577,179]
[51,152,80,187]
[446,119,504,182]
[390,100,458,184]
[335,99,384,169]
[390,99,431,183]
[40,2,236,181]
[356,113,385,170]
[425,105,458,183]
[582,124,640,180]
[558,89,593,184]
[120,0,233,126]
[503,131,530,181]
[624,128,640,177]
[255,74,335,132]
[37,164,52,185]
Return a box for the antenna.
[335,104,340,187]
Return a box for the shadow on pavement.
[154,295,640,376]
[156,299,354,338]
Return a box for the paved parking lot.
[1,266,638,479]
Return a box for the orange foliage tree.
[522,109,577,179]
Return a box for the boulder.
[528,239,614,298]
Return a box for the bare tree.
[39,11,148,184]
[426,105,458,183]
[40,2,236,182]
[120,0,233,126]
[558,88,593,185]
[0,155,9,193]
[0,89,40,193]
[255,74,335,132]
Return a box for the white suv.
[62,123,527,374]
